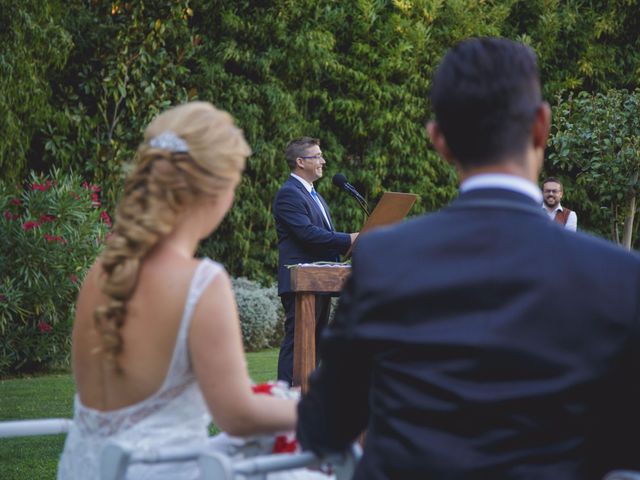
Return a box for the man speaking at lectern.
[273,137,357,385]
[297,38,640,479]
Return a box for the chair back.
[101,442,362,480]
[0,418,72,438]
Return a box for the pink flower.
[39,214,56,223]
[37,321,53,333]
[31,180,52,192]
[44,233,67,244]
[22,221,41,230]
[69,274,78,284]
[91,192,101,207]
[100,210,112,227]
[81,181,89,189]
[4,210,12,221]
[10,198,21,206]
[90,184,101,193]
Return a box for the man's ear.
[426,121,455,165]
[532,102,551,150]
[295,157,305,170]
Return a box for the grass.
[0,348,279,480]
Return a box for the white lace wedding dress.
[58,259,224,479]
[58,258,330,479]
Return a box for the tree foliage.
[0,1,72,182]
[548,90,640,249]
[2,0,640,286]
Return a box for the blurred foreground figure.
[297,38,640,480]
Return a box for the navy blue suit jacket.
[297,187,640,480]
[273,176,351,295]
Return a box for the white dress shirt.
[543,204,578,231]
[460,173,543,204]
[290,174,332,228]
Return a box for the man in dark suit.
[297,38,640,479]
[273,136,357,385]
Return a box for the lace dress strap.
[165,258,224,383]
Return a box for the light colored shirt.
[543,204,578,231]
[460,173,543,204]
[290,174,331,228]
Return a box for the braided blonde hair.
[94,102,251,371]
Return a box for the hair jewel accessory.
[148,131,189,152]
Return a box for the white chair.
[0,418,72,438]
[101,442,362,480]
[0,418,360,479]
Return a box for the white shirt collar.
[544,203,564,213]
[290,173,314,193]
[460,174,543,204]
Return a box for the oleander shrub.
[0,169,111,375]
[232,277,284,351]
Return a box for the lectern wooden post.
[290,264,351,393]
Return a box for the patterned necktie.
[310,188,331,228]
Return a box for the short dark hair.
[430,37,542,168]
[542,177,563,189]
[284,137,320,169]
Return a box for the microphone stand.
[345,185,370,216]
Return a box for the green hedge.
[2,0,639,285]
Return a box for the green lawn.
[0,348,279,480]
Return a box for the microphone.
[332,173,370,216]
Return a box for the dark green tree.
[0,1,72,182]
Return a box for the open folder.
[344,191,418,258]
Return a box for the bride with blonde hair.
[57,102,298,479]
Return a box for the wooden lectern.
[291,264,351,392]
[290,191,418,392]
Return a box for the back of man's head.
[430,37,542,168]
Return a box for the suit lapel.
[315,191,334,230]
[287,177,333,230]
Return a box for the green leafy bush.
[0,169,110,375]
[231,277,283,352]
[548,89,640,249]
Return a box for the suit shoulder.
[569,230,640,268]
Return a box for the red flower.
[22,221,41,230]
[10,198,21,206]
[37,321,53,333]
[39,214,56,223]
[100,210,112,227]
[44,233,66,244]
[252,383,274,395]
[90,184,101,193]
[69,274,78,284]
[31,180,52,192]
[3,210,12,221]
[81,181,89,189]
[272,434,298,453]
[91,192,101,207]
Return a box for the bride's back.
[73,251,199,411]
[70,101,249,413]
